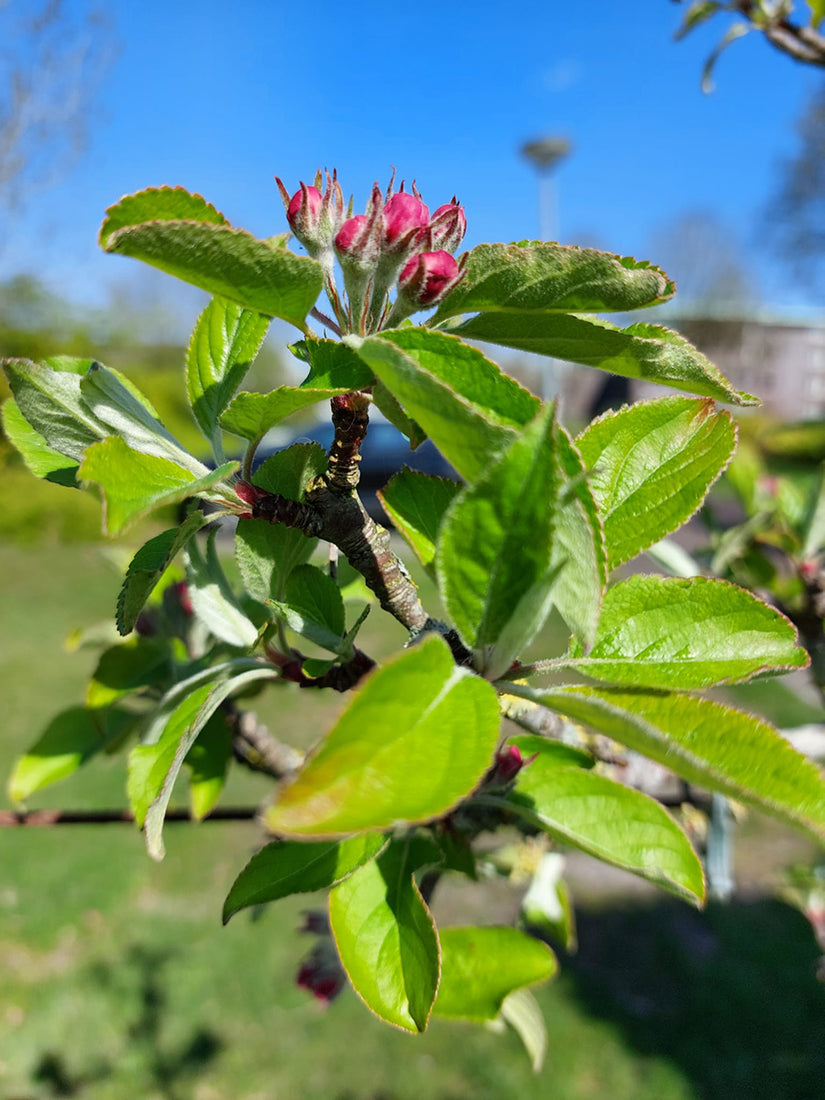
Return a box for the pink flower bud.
[171,581,193,617]
[295,944,346,1005]
[490,745,524,786]
[383,191,430,250]
[285,184,324,248]
[430,202,467,254]
[397,250,463,307]
[334,214,368,256]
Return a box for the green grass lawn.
[2,541,825,1099]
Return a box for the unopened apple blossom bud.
[334,214,369,258]
[283,183,325,251]
[490,745,524,786]
[397,250,463,307]
[295,943,346,1005]
[430,201,467,254]
[383,191,430,251]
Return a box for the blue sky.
[3,0,823,322]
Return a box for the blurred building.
[541,314,825,423]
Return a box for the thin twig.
[0,807,260,827]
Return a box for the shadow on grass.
[564,897,825,1100]
[24,945,222,1099]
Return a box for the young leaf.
[371,381,427,449]
[185,297,271,445]
[79,436,237,534]
[329,841,440,1033]
[563,575,808,689]
[432,926,557,1021]
[348,330,532,482]
[499,988,548,1073]
[431,241,674,323]
[525,684,825,842]
[128,665,275,859]
[4,357,108,460]
[223,834,387,923]
[272,563,345,650]
[447,313,758,406]
[576,396,737,568]
[185,712,232,821]
[436,404,562,678]
[9,707,128,803]
[220,386,345,447]
[376,327,539,428]
[551,425,607,648]
[493,757,705,904]
[298,337,374,391]
[100,194,324,331]
[185,532,259,649]
[99,186,229,245]
[1,396,78,485]
[79,361,207,475]
[506,733,594,769]
[378,470,461,572]
[234,442,327,600]
[235,518,316,604]
[87,637,171,709]
[117,512,207,635]
[264,634,501,836]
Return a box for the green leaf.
[499,988,548,1073]
[185,296,271,445]
[117,513,207,635]
[506,733,594,769]
[563,575,808,689]
[87,637,171,708]
[700,22,750,94]
[808,0,825,28]
[100,190,324,331]
[371,381,427,448]
[99,186,228,246]
[432,242,674,323]
[235,518,316,603]
[802,464,825,559]
[526,684,825,842]
[185,712,232,821]
[349,328,537,482]
[329,841,440,1032]
[220,386,344,446]
[222,834,387,923]
[674,1,723,40]
[79,436,237,534]
[551,425,607,648]
[448,313,758,406]
[378,470,461,572]
[185,532,259,648]
[1,396,78,485]
[576,396,737,568]
[495,757,705,903]
[9,707,126,803]
[436,405,562,678]
[4,357,108,460]
[234,442,327,600]
[273,563,345,650]
[377,327,539,428]
[264,634,501,836]
[433,926,557,1021]
[79,361,206,475]
[298,337,374,390]
[128,665,275,859]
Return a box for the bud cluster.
[277,170,467,334]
